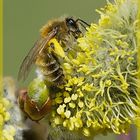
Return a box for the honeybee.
[18,16,89,86]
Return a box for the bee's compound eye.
[66,18,76,28]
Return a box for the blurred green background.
[3,0,136,140]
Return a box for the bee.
[18,17,89,121]
[18,16,89,86]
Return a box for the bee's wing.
[18,27,58,81]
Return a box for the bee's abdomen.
[36,53,64,86]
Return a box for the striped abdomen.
[36,50,64,86]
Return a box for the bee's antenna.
[76,18,90,27]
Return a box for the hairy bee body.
[35,18,71,85]
[40,18,68,41]
[18,16,88,86]
[35,46,64,85]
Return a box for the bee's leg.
[68,30,79,39]
[49,42,60,65]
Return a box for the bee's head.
[65,17,82,39]
[65,17,90,39]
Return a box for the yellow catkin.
[49,0,139,138]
